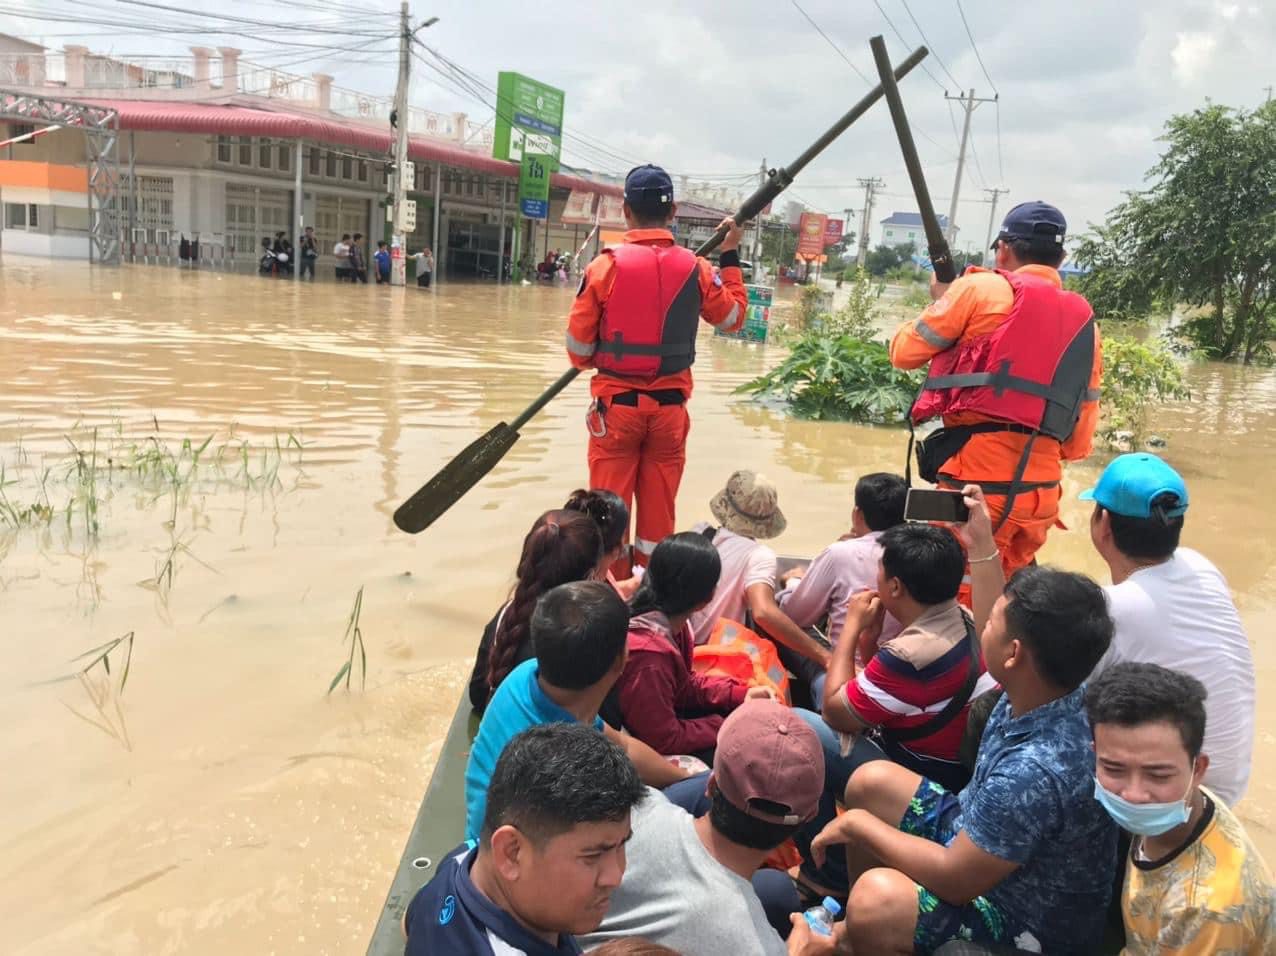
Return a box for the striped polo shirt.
[842,600,997,760]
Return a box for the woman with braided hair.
[467,509,604,713]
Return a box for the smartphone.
[904,488,970,524]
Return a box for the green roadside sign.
[492,71,565,171]
[518,152,551,220]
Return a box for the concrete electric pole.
[943,89,997,246]
[982,186,1009,261]
[855,177,883,268]
[389,9,438,286]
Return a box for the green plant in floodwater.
[327,586,368,695]
[71,630,135,691]
[1098,335,1190,450]
[0,463,56,528]
[63,428,102,540]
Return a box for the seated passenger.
[1083,452,1256,805]
[405,722,644,955]
[807,560,1117,954]
[794,504,998,898]
[465,581,690,841]
[1085,662,1274,955]
[689,471,829,689]
[561,488,638,598]
[778,472,910,695]
[614,532,772,758]
[468,509,603,713]
[580,701,824,956]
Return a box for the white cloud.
[1171,31,1220,83]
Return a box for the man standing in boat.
[565,165,748,569]
[891,201,1102,580]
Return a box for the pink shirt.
[689,525,777,644]
[777,532,902,646]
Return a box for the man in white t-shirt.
[332,233,352,281]
[1082,453,1256,805]
[689,471,830,685]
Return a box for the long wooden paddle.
[393,45,930,534]
[868,35,956,283]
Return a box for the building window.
[8,122,35,143]
[216,135,232,163]
[238,137,252,166]
[308,147,320,176]
[325,151,336,178]
[341,156,352,180]
[259,143,272,169]
[907,231,915,239]
[357,159,367,183]
[278,145,290,171]
[443,174,453,195]
[4,202,37,229]
[465,178,475,196]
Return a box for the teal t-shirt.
[464,659,605,841]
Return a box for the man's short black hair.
[1099,495,1184,560]
[481,723,644,844]
[341,233,351,240]
[531,581,629,690]
[1003,566,1112,691]
[707,788,800,851]
[879,524,964,605]
[855,473,908,531]
[1084,662,1207,758]
[1004,237,1066,269]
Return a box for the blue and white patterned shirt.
[956,687,1118,953]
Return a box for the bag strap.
[887,612,982,743]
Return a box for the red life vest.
[594,242,703,380]
[910,269,1095,442]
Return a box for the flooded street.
[1,259,1273,955]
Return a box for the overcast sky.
[6,0,1274,250]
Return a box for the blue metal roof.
[880,211,951,229]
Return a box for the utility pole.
[1265,85,1273,104]
[982,186,1009,261]
[755,157,766,268]
[389,8,438,286]
[855,177,883,268]
[943,89,997,246]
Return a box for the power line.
[872,0,944,92]
[994,98,1005,183]
[897,0,962,89]
[789,0,871,85]
[955,0,998,94]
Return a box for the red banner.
[597,194,627,229]
[823,218,844,247]
[796,212,828,258]
[561,190,596,224]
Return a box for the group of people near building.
[403,166,1272,954]
[259,226,434,287]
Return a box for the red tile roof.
[83,98,621,196]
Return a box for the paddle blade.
[392,423,520,534]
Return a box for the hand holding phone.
[956,484,996,556]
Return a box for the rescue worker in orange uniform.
[565,164,748,568]
[891,201,1102,581]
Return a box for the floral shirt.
[955,687,1118,953]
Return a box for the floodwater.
[0,259,1272,955]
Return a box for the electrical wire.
[955,0,997,94]
[897,0,962,90]
[994,98,1004,183]
[872,0,944,92]
[789,0,871,85]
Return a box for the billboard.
[597,194,627,229]
[493,71,565,171]
[796,212,828,258]
[519,152,551,220]
[823,218,844,247]
[561,190,596,224]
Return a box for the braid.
[486,510,603,691]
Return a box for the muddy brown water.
[1,260,1272,954]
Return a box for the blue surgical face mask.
[1092,777,1192,836]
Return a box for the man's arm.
[747,582,831,667]
[817,809,1019,905]
[601,723,689,788]
[1061,326,1103,462]
[956,485,1004,637]
[698,217,748,333]
[776,548,837,630]
[821,591,883,734]
[888,274,987,370]
[565,255,612,369]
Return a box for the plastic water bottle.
[803,896,843,936]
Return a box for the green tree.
[865,242,917,276]
[1098,335,1190,449]
[1075,101,1276,363]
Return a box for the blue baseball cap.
[624,164,675,213]
[992,200,1067,250]
[1079,453,1189,519]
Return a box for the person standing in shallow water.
[349,233,368,284]
[564,164,748,572]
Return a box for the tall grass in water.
[328,586,368,695]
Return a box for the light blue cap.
[822,896,843,917]
[1079,453,1188,519]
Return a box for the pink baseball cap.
[713,701,823,826]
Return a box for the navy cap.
[624,164,674,212]
[992,200,1067,250]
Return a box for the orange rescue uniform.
[890,264,1102,577]
[566,228,747,564]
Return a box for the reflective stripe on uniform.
[565,331,597,357]
[1084,387,1101,402]
[709,302,741,328]
[635,537,659,556]
[914,317,958,350]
